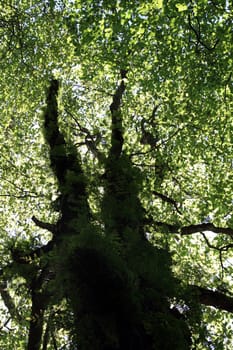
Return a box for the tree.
[0,1,232,349]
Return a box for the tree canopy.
[0,1,233,349]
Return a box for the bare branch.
[32,216,56,233]
[153,191,182,214]
[201,232,219,250]
[65,109,104,161]
[154,221,233,238]
[0,317,11,331]
[192,285,233,313]
[181,223,233,236]
[188,14,219,51]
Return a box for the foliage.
[0,0,232,349]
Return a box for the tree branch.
[153,191,182,214]
[188,14,219,51]
[32,216,56,233]
[109,71,126,159]
[44,79,90,235]
[0,279,22,322]
[65,108,105,162]
[27,270,50,350]
[44,79,67,185]
[191,285,233,313]
[154,221,233,237]
[181,223,233,236]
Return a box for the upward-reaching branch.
[24,79,93,350]
[102,72,146,241]
[109,71,126,159]
[44,79,67,185]
[44,79,90,235]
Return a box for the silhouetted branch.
[32,216,56,233]
[44,79,90,233]
[154,221,233,237]
[109,71,126,158]
[27,270,50,350]
[188,14,219,51]
[192,285,233,313]
[181,223,233,236]
[153,191,182,214]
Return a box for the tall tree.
[0,1,232,349]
